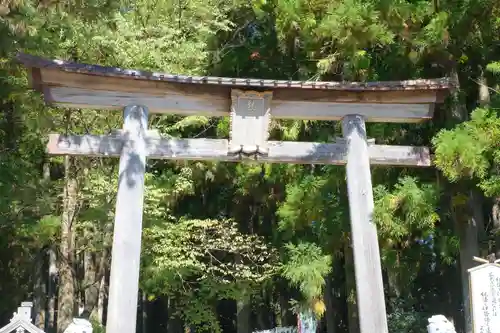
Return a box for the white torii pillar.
[342,114,388,333]
[106,105,148,333]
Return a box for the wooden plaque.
[229,89,272,155]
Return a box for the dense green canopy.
[0,1,499,333]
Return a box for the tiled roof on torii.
[17,53,453,92]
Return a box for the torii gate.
[18,53,451,333]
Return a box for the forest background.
[1,1,500,333]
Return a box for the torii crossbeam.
[18,53,451,333]
[47,132,431,166]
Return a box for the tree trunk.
[84,246,108,319]
[492,197,500,257]
[254,289,271,330]
[344,243,359,333]
[274,292,283,327]
[34,249,47,330]
[141,291,148,333]
[167,298,183,333]
[453,190,485,333]
[478,66,490,107]
[324,272,336,333]
[386,264,401,309]
[84,251,99,314]
[47,246,58,333]
[237,294,251,333]
[37,161,55,332]
[97,275,107,325]
[278,288,293,327]
[57,155,78,333]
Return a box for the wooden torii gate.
[18,53,451,333]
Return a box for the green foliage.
[373,177,441,291]
[281,242,331,302]
[276,169,346,307]
[278,171,346,240]
[316,0,395,51]
[486,61,500,74]
[387,300,428,333]
[90,318,105,333]
[374,177,440,243]
[142,218,278,331]
[278,175,328,233]
[433,107,500,196]
[143,218,277,290]
[24,215,60,245]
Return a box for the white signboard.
[468,262,500,333]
